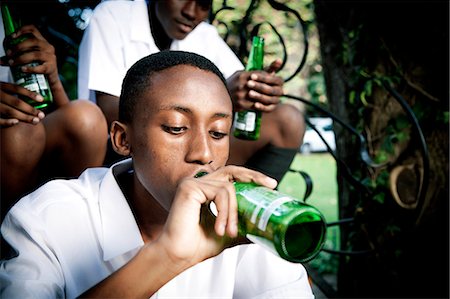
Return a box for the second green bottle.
[233,36,264,140]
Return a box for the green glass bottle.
[233,36,264,140]
[1,3,53,110]
[234,182,327,263]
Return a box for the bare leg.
[41,99,108,178]
[228,103,305,165]
[1,122,46,216]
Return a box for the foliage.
[211,0,327,111]
[320,1,449,295]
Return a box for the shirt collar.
[98,158,144,261]
[130,1,153,44]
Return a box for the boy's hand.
[0,82,45,127]
[157,166,277,271]
[227,59,284,113]
[6,25,59,86]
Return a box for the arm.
[80,166,277,298]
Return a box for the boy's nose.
[186,131,213,165]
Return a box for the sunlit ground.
[278,152,339,294]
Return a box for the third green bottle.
[1,2,53,110]
[233,36,264,140]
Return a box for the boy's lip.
[175,20,194,34]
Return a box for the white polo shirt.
[77,0,244,102]
[0,158,314,299]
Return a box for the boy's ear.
[111,121,131,156]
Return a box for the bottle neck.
[246,36,264,71]
[1,4,19,36]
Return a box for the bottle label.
[36,74,49,89]
[257,196,291,231]
[240,190,292,231]
[23,82,40,93]
[234,111,256,132]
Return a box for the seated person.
[77,0,305,182]
[0,51,314,298]
[0,24,108,219]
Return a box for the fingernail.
[32,117,40,124]
[249,90,257,97]
[36,95,44,101]
[229,222,238,237]
[37,111,45,119]
[266,177,278,188]
[250,73,258,80]
[247,80,255,88]
[8,59,13,65]
[11,119,19,125]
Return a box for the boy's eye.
[196,0,212,10]
[162,125,186,135]
[210,131,227,139]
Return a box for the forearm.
[79,241,189,298]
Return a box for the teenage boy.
[0,51,313,298]
[78,0,305,182]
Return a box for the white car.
[300,117,336,153]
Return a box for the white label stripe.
[257,196,292,231]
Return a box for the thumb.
[265,59,283,74]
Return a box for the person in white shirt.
[0,21,107,219]
[78,0,305,182]
[0,51,314,298]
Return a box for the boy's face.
[155,0,211,40]
[129,65,232,209]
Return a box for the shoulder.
[90,0,140,22]
[8,167,108,219]
[189,22,222,39]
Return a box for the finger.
[250,72,284,86]
[265,59,283,74]
[224,183,238,237]
[0,102,44,125]
[15,53,56,75]
[253,101,277,112]
[0,117,19,127]
[214,165,278,189]
[14,25,46,41]
[247,79,284,98]
[212,187,230,236]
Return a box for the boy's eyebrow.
[160,104,231,118]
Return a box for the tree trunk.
[314,0,449,297]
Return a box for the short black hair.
[119,50,228,123]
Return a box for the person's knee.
[264,103,305,148]
[1,122,46,167]
[63,100,108,140]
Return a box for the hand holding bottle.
[0,81,45,126]
[0,24,70,126]
[227,58,284,113]
[156,165,277,270]
[6,25,60,88]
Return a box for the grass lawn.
[278,152,340,275]
[278,152,338,223]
